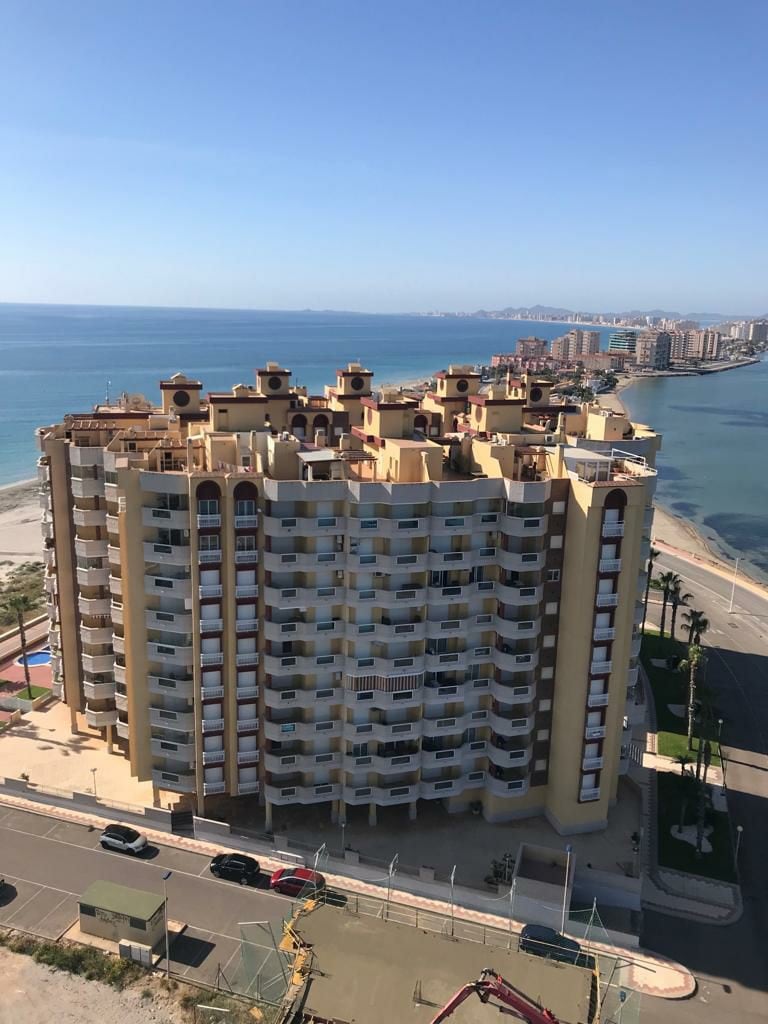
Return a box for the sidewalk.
[0,786,695,1000]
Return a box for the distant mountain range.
[469,305,751,321]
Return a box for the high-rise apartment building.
[38,362,659,835]
[748,320,768,344]
[550,335,571,363]
[634,331,671,370]
[515,337,548,358]
[607,330,637,354]
[549,330,600,364]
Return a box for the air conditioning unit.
[333,672,342,682]
[335,570,344,580]
[374,571,384,577]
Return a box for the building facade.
[634,331,671,370]
[38,363,659,835]
[607,330,637,354]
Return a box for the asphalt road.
[0,804,293,995]
[641,550,768,1024]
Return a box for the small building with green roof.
[78,880,166,949]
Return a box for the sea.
[0,303,764,581]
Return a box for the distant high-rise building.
[687,330,722,361]
[515,337,548,358]
[550,335,571,362]
[607,330,637,354]
[748,320,768,344]
[634,332,671,370]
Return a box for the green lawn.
[656,770,736,882]
[641,630,721,767]
[0,681,50,700]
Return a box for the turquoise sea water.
[0,304,614,485]
[621,358,768,582]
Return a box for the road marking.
[2,874,79,899]
[34,893,76,934]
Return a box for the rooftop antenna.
[105,379,112,405]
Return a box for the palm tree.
[641,545,660,636]
[670,583,693,641]
[1,594,36,700]
[675,753,692,776]
[657,571,681,638]
[682,608,710,646]
[679,644,707,752]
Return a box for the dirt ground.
[0,947,182,1024]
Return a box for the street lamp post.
[507,879,517,950]
[386,854,398,920]
[340,821,346,857]
[561,845,572,934]
[90,767,98,798]
[449,865,456,937]
[735,825,744,861]
[728,557,740,613]
[162,870,173,979]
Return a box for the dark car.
[269,867,325,897]
[519,924,592,968]
[209,854,261,885]
[99,824,148,855]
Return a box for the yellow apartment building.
[37,362,660,834]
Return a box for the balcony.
[83,680,115,701]
[202,749,226,765]
[590,660,612,675]
[237,750,261,765]
[234,514,258,529]
[495,618,540,640]
[342,783,416,806]
[631,634,642,658]
[499,514,548,537]
[580,787,601,802]
[116,718,130,740]
[142,506,189,529]
[146,610,193,633]
[236,651,259,667]
[264,686,341,709]
[71,476,103,499]
[203,781,227,795]
[263,585,343,608]
[73,508,107,528]
[421,740,488,767]
[113,663,126,685]
[486,777,529,798]
[149,675,194,699]
[238,781,260,795]
[85,705,118,728]
[115,691,128,712]
[352,751,420,773]
[79,595,111,616]
[497,549,545,573]
[153,738,196,764]
[198,549,222,564]
[582,756,604,771]
[487,743,532,768]
[197,513,221,528]
[263,514,345,537]
[493,648,539,672]
[201,685,225,699]
[488,712,534,737]
[110,575,123,597]
[420,774,486,799]
[145,575,191,599]
[144,541,190,566]
[150,707,195,731]
[595,592,618,608]
[264,718,343,741]
[200,618,224,634]
[264,550,343,572]
[82,653,114,674]
[235,549,259,564]
[202,718,225,733]
[81,625,113,645]
[69,445,103,468]
[489,680,535,704]
[495,583,543,605]
[235,584,259,599]
[265,751,338,772]
[148,642,194,666]
[599,559,622,574]
[199,584,223,599]
[587,692,610,708]
[602,521,625,538]
[236,718,260,733]
[422,710,489,738]
[235,619,259,633]
[77,566,110,588]
[265,782,342,805]
[44,574,57,597]
[585,725,606,740]
[152,769,196,793]
[200,651,224,667]
[593,627,616,641]
[236,685,260,699]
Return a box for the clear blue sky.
[1,1,766,314]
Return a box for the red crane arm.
[429,967,560,1024]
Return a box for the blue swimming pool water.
[18,647,51,667]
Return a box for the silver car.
[100,823,148,855]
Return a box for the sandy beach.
[0,479,43,582]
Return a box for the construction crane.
[430,966,560,1024]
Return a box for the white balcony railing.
[593,627,616,641]
[602,522,625,538]
[587,692,610,708]
[590,660,612,675]
[596,593,619,608]
[585,725,606,740]
[599,559,622,573]
[580,787,601,801]
[582,756,604,771]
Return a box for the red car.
[269,866,325,897]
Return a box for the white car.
[100,823,148,855]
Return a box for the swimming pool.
[17,646,51,667]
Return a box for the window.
[200,534,220,551]
[547,569,560,582]
[356,690,374,701]
[540,666,553,680]
[392,690,413,701]
[198,499,219,515]
[236,535,256,552]
[538,699,552,712]
[129,917,147,931]
[536,729,550,741]
[236,499,256,516]
[317,516,337,528]
[545,601,559,615]
[550,535,563,549]
[543,635,556,648]
[552,501,566,515]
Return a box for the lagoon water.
[1,303,764,582]
[621,358,768,582]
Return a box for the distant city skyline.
[1,1,767,312]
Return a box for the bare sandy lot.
[0,480,42,583]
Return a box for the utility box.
[79,881,165,950]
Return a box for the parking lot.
[0,805,292,997]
